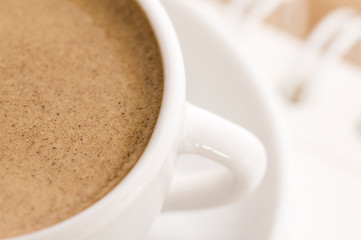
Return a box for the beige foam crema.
[0,0,163,238]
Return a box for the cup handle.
[163,103,267,211]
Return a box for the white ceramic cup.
[9,1,267,239]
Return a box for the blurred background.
[162,0,361,239]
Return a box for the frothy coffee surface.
[0,0,163,237]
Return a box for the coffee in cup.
[0,0,162,237]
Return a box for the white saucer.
[146,1,292,239]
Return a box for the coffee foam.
[0,0,163,237]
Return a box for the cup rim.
[10,0,185,239]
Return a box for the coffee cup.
[6,0,267,239]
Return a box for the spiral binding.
[224,0,289,32]
[213,0,361,138]
[317,16,361,138]
[281,7,358,102]
[211,0,361,137]
[320,16,361,68]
